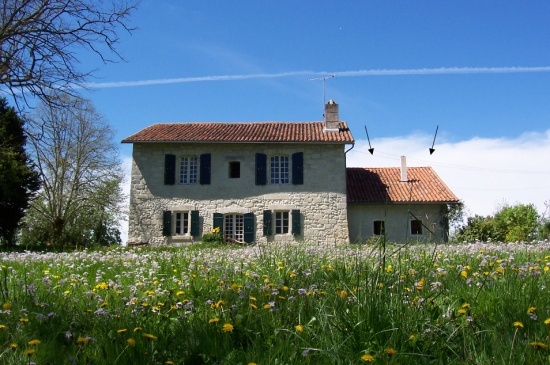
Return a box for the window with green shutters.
[291,209,301,235]
[163,210,200,237]
[263,209,301,236]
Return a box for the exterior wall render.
[127,142,349,245]
[347,203,449,244]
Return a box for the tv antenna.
[308,74,335,106]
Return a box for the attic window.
[229,161,240,178]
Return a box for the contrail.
[84,66,550,89]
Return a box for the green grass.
[0,241,549,364]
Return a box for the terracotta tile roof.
[346,167,459,204]
[122,122,354,144]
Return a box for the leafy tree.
[0,0,136,108]
[21,93,124,249]
[0,98,40,246]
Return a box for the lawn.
[0,241,549,364]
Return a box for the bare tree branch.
[0,0,136,108]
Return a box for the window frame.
[174,211,191,236]
[224,214,245,242]
[274,211,290,235]
[270,155,290,184]
[179,156,198,184]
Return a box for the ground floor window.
[373,220,385,235]
[175,212,190,235]
[275,211,289,234]
[225,214,244,242]
[411,219,423,235]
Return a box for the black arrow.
[429,125,439,155]
[364,125,374,155]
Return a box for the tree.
[0,0,136,108]
[21,93,124,248]
[0,97,40,246]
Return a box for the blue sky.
[74,1,550,223]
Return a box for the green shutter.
[190,210,200,236]
[292,152,304,185]
[263,210,272,236]
[162,211,172,236]
[291,209,301,235]
[244,213,255,244]
[255,153,267,185]
[199,153,211,185]
[164,154,176,185]
[213,213,224,235]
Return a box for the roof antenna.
[308,74,335,113]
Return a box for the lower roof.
[346,167,459,204]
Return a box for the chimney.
[400,156,408,182]
[323,99,339,132]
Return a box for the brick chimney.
[323,99,339,132]
[400,156,408,182]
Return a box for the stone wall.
[127,142,350,245]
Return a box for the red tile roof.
[346,167,459,204]
[122,122,354,144]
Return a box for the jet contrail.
[83,66,550,89]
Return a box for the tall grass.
[0,241,549,364]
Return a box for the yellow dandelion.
[527,307,537,314]
[176,291,184,296]
[19,317,29,323]
[28,339,41,346]
[530,341,548,350]
[0,324,6,330]
[249,296,256,301]
[248,363,257,365]
[544,318,550,325]
[386,347,397,356]
[249,303,257,309]
[127,338,136,347]
[9,343,17,350]
[361,353,375,362]
[209,317,220,323]
[165,361,174,365]
[117,329,128,334]
[24,349,35,356]
[222,323,234,333]
[142,333,158,340]
[386,265,393,273]
[231,283,239,291]
[457,308,467,315]
[263,303,272,309]
[460,270,468,278]
[100,301,108,307]
[513,321,524,329]
[2,302,11,310]
[461,303,470,308]
[76,337,88,345]
[133,327,143,332]
[295,324,304,332]
[339,290,348,299]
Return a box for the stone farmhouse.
[122,101,458,245]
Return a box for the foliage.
[20,94,125,249]
[0,98,40,246]
[0,242,549,364]
[201,227,224,245]
[455,203,541,243]
[0,0,137,109]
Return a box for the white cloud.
[346,130,550,218]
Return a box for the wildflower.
[127,338,136,347]
[222,323,234,333]
[386,347,397,356]
[513,321,524,329]
[386,265,393,273]
[460,270,468,278]
[2,302,11,310]
[457,308,467,315]
[0,324,6,330]
[76,337,88,345]
[361,353,375,362]
[24,349,35,356]
[248,363,257,365]
[339,290,348,299]
[530,341,548,350]
[295,324,304,332]
[133,327,143,332]
[527,307,537,314]
[19,317,29,323]
[9,343,17,350]
[209,318,220,323]
[142,333,157,340]
[165,361,175,365]
[176,291,184,296]
[544,318,550,325]
[263,303,272,309]
[117,329,128,334]
[28,340,41,346]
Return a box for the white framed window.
[180,156,198,184]
[174,212,190,235]
[275,211,289,234]
[270,155,289,184]
[224,214,244,242]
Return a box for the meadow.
[0,241,549,364]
